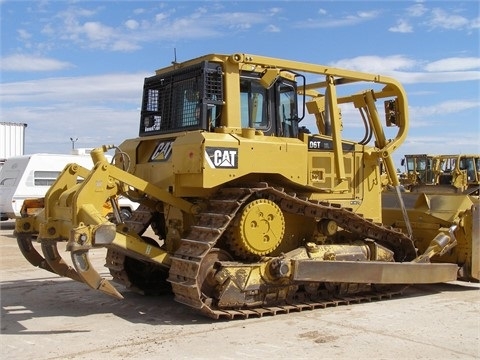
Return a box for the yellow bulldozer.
[399,153,480,195]
[14,53,479,319]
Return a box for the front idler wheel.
[198,249,233,304]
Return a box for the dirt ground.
[1,219,479,359]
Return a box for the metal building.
[0,122,27,167]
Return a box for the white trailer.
[0,150,138,220]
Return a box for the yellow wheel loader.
[15,53,479,319]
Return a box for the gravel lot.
[1,219,479,359]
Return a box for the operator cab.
[138,60,304,139]
[240,72,303,138]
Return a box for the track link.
[105,204,154,289]
[168,184,414,319]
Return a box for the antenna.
[172,48,178,66]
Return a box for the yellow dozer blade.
[383,192,479,281]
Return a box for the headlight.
[93,223,116,245]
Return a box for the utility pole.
[70,137,78,150]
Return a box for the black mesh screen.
[204,66,223,104]
[139,61,223,136]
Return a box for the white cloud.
[408,90,436,96]
[268,7,282,16]
[397,70,480,84]
[401,133,480,157]
[411,100,480,120]
[41,23,55,36]
[471,17,480,29]
[265,24,280,33]
[82,21,115,43]
[222,12,259,30]
[427,8,470,30]
[3,104,141,154]
[398,3,478,33]
[1,73,147,104]
[329,55,480,84]
[125,19,139,30]
[39,6,133,51]
[330,55,416,73]
[0,54,73,72]
[0,73,148,154]
[155,12,170,22]
[406,3,428,17]
[17,29,32,40]
[37,6,269,52]
[389,19,413,33]
[61,6,97,19]
[111,40,141,52]
[425,57,480,72]
[298,10,380,28]
[357,11,378,19]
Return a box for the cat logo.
[150,140,174,161]
[205,147,238,168]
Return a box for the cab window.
[240,79,269,129]
[278,82,298,138]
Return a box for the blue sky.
[1,0,479,168]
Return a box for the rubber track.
[167,184,415,319]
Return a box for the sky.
[0,0,479,168]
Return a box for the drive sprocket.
[229,198,285,258]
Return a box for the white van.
[0,149,138,220]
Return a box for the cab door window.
[278,82,298,138]
[240,79,269,130]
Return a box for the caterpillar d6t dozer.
[15,53,479,319]
[399,153,480,195]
